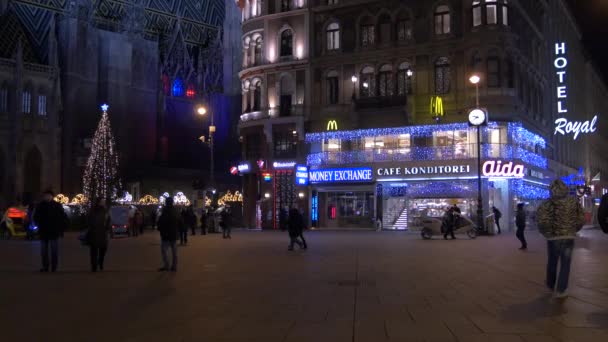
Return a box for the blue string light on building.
[512,180,550,200]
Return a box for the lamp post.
[197,105,215,203]
[468,74,485,233]
[351,75,358,99]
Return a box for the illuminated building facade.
[236,0,607,230]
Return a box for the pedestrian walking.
[492,206,502,234]
[179,208,189,245]
[87,198,110,272]
[598,192,608,234]
[287,208,304,250]
[34,190,68,273]
[297,208,308,249]
[157,197,182,272]
[515,203,527,250]
[537,179,585,299]
[134,210,144,235]
[183,205,197,237]
[443,207,456,240]
[221,208,231,239]
[200,209,207,235]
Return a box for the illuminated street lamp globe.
[351,75,358,83]
[197,106,207,116]
[469,75,481,84]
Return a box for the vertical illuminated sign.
[553,42,598,140]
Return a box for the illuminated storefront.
[306,122,551,231]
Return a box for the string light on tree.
[83,104,122,203]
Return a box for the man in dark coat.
[157,197,182,272]
[34,190,68,272]
[515,203,527,250]
[598,193,608,234]
[220,208,231,239]
[492,206,503,234]
[287,208,304,250]
[87,198,111,272]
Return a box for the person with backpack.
[515,203,527,250]
[34,190,68,273]
[537,179,585,299]
[598,192,608,234]
[492,206,502,234]
[157,197,182,272]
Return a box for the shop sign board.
[482,160,524,178]
[309,167,373,184]
[375,161,475,180]
[237,162,251,173]
[295,165,309,185]
[273,161,297,169]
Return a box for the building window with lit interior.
[434,5,451,35]
[360,16,375,47]
[280,29,293,57]
[396,11,413,42]
[37,94,47,116]
[397,62,413,95]
[360,66,375,98]
[472,0,509,27]
[326,71,339,105]
[434,57,450,94]
[378,64,393,97]
[22,89,32,114]
[326,22,340,51]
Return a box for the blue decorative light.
[172,78,184,97]
[515,147,548,169]
[100,104,109,112]
[406,180,478,198]
[512,180,550,200]
[508,122,547,149]
[311,193,318,223]
[306,122,499,143]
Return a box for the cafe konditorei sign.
[376,164,472,178]
[553,42,598,140]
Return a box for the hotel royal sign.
[553,42,598,140]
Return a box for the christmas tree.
[83,104,122,203]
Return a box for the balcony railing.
[240,105,305,122]
[307,143,547,169]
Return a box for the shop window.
[434,57,450,94]
[433,130,471,159]
[488,127,507,157]
[326,22,340,51]
[323,138,341,152]
[434,5,451,35]
[280,29,293,57]
[274,131,297,158]
[326,71,339,104]
[378,64,393,97]
[22,89,32,114]
[37,95,47,116]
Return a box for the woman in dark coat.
[88,198,111,272]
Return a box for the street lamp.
[196,104,215,205]
[406,69,413,77]
[351,75,358,99]
[468,74,485,234]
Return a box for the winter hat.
[549,179,569,199]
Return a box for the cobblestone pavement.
[1,228,608,342]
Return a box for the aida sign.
[553,42,598,140]
[482,160,524,178]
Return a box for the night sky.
[565,0,608,82]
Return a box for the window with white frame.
[486,0,497,24]
[472,1,482,27]
[326,22,340,51]
[38,95,47,116]
[22,90,32,114]
[434,5,451,35]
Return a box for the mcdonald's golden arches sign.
[327,120,338,131]
[430,96,444,117]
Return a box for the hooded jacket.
[537,179,585,240]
